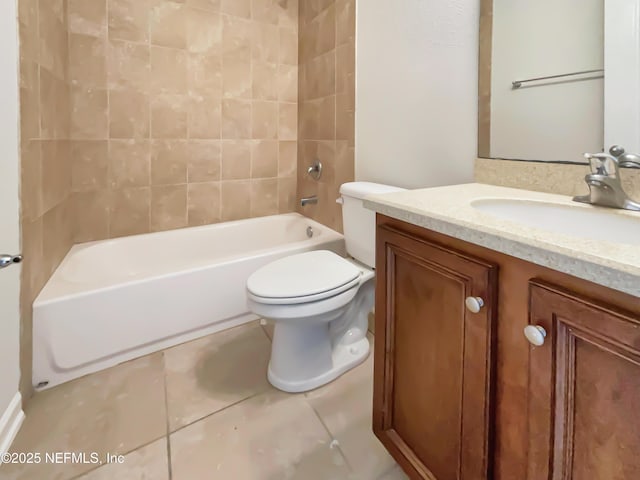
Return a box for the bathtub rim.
[35,213,343,305]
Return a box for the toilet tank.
[338,182,406,268]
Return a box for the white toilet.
[246,182,404,393]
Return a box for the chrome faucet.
[573,145,640,211]
[610,145,640,168]
[307,160,322,181]
[300,195,318,207]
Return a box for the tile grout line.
[67,334,253,480]
[65,435,168,480]
[377,464,405,480]
[64,355,173,479]
[165,321,275,440]
[303,395,355,475]
[161,351,173,480]
[259,319,273,342]
[64,321,275,479]
[147,0,153,234]
[106,0,112,239]
[168,388,268,438]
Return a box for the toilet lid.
[247,250,361,301]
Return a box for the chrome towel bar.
[512,69,604,89]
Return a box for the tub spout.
[300,195,318,207]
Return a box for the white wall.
[490,0,604,162]
[605,0,640,153]
[0,0,24,455]
[355,0,479,189]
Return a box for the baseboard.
[0,392,24,457]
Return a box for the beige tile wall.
[17,0,360,403]
[17,0,301,402]
[296,0,355,232]
[68,0,299,242]
[18,0,74,400]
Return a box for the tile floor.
[0,322,408,480]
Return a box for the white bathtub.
[33,213,345,390]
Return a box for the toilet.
[246,182,405,393]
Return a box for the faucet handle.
[610,145,626,157]
[584,152,620,177]
[306,160,322,181]
[606,145,640,169]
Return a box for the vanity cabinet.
[373,215,640,480]
[527,282,640,480]
[373,224,497,480]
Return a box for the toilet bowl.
[246,182,405,393]
[247,250,375,392]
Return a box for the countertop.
[364,183,640,298]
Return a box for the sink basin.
[471,198,640,245]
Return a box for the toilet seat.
[247,250,362,305]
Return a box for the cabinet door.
[528,281,640,480]
[373,225,497,480]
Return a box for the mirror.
[479,0,606,163]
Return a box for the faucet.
[300,195,318,207]
[307,160,323,181]
[609,145,640,168]
[573,145,640,211]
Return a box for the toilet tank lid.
[339,182,406,200]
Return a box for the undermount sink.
[471,198,640,245]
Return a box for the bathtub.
[33,213,345,390]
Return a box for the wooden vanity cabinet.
[373,223,498,480]
[527,282,640,480]
[373,215,640,480]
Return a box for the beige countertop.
[364,183,640,298]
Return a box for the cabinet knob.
[524,325,547,346]
[465,296,485,313]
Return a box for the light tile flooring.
[1,322,408,480]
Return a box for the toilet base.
[267,336,370,393]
